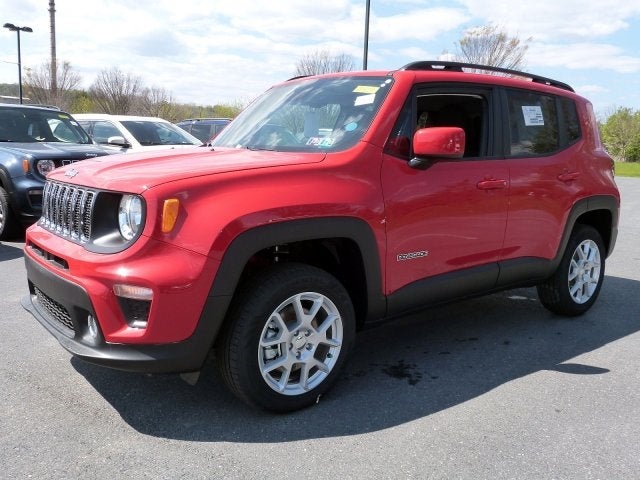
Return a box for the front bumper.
[8,175,44,226]
[22,238,224,374]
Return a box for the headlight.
[36,159,56,176]
[118,195,143,240]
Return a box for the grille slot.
[41,181,95,242]
[34,287,75,333]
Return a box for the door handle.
[558,171,580,182]
[476,179,507,190]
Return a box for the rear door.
[500,88,583,263]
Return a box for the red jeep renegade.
[22,62,620,412]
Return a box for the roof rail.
[400,61,574,92]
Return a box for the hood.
[47,147,326,193]
[0,141,112,159]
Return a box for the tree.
[89,67,142,114]
[455,24,530,70]
[601,107,640,162]
[294,50,355,76]
[137,86,176,119]
[24,60,81,111]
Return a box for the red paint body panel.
[382,154,508,293]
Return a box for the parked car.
[23,61,619,412]
[175,118,232,143]
[0,103,112,239]
[74,114,203,153]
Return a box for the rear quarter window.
[506,90,583,157]
[559,97,581,144]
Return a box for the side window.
[385,90,489,159]
[384,98,412,159]
[507,89,558,156]
[190,123,214,142]
[92,121,121,143]
[559,97,581,144]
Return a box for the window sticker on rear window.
[353,85,379,94]
[522,106,544,126]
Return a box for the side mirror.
[410,127,465,167]
[106,135,130,148]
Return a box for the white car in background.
[74,114,203,153]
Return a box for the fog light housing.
[113,284,152,328]
[87,315,99,339]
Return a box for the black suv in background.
[175,117,231,143]
[0,104,112,239]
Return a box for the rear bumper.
[22,247,223,373]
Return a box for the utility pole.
[49,0,57,94]
[363,0,370,70]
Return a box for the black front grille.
[34,287,75,333]
[40,181,95,242]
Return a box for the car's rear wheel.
[0,186,20,240]
[216,263,355,412]
[537,224,605,316]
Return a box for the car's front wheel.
[216,263,355,412]
[537,224,605,316]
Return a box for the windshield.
[0,107,92,144]
[212,76,393,152]
[120,120,203,146]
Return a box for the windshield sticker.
[522,106,544,126]
[345,122,358,132]
[354,93,375,106]
[353,85,379,94]
[306,137,335,147]
[58,114,70,119]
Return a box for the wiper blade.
[246,146,276,151]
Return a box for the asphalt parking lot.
[1,177,639,479]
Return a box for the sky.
[1,0,639,117]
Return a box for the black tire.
[0,186,20,241]
[537,224,605,316]
[216,263,356,412]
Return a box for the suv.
[0,104,112,239]
[21,62,620,412]
[175,118,231,143]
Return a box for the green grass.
[615,162,640,177]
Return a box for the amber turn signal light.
[161,198,180,233]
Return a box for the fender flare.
[195,216,387,350]
[556,195,619,263]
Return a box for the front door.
[381,87,509,296]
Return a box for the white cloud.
[529,43,640,73]
[370,7,470,42]
[457,0,640,40]
[1,0,639,110]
